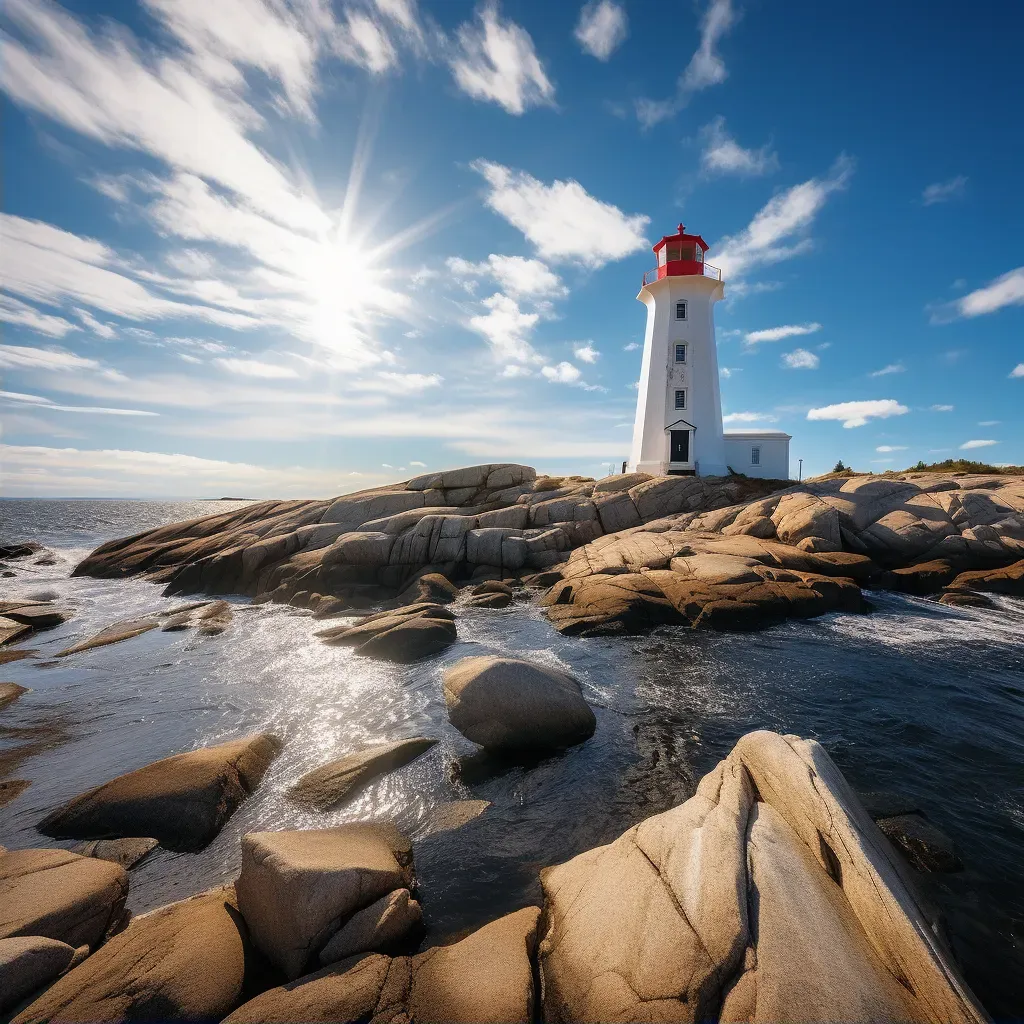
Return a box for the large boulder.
[945,558,1024,596]
[0,848,128,950]
[289,738,437,812]
[37,734,282,852]
[234,824,414,980]
[12,886,265,1024]
[538,731,987,1024]
[0,937,84,1013]
[0,682,29,711]
[224,907,541,1024]
[443,656,596,752]
[73,837,159,870]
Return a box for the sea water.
[1,498,1022,1016]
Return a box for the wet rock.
[12,886,266,1024]
[73,837,159,870]
[55,617,160,657]
[420,799,491,837]
[0,682,29,711]
[887,559,959,595]
[0,779,31,809]
[443,656,596,752]
[856,790,921,820]
[939,591,997,609]
[876,814,964,873]
[316,604,456,663]
[0,650,37,666]
[0,544,41,560]
[538,730,986,1024]
[0,617,33,647]
[290,737,437,812]
[465,589,513,608]
[945,558,1024,596]
[37,734,282,852]
[1,605,69,630]
[317,888,421,964]
[0,936,81,1014]
[235,824,414,980]
[396,571,458,605]
[196,599,234,635]
[0,848,128,949]
[224,907,541,1024]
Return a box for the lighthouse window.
[675,301,687,320]
[674,343,686,363]
[674,389,687,410]
[751,447,761,466]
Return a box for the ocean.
[1,498,1022,1017]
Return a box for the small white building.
[628,223,791,480]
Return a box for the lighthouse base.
[632,459,730,478]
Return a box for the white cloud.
[409,460,427,467]
[807,399,909,429]
[719,366,737,377]
[745,323,821,345]
[471,160,649,268]
[871,363,905,376]
[782,348,819,369]
[723,411,778,424]
[876,445,908,452]
[711,157,853,281]
[446,254,566,299]
[334,10,398,75]
[951,268,1024,319]
[931,404,954,412]
[0,293,78,338]
[699,117,777,177]
[542,361,582,384]
[574,1,627,61]
[368,372,443,392]
[573,342,599,363]
[922,176,967,205]
[500,363,533,378]
[635,0,737,126]
[0,343,99,372]
[960,439,998,450]
[624,341,639,351]
[450,2,554,115]
[978,420,1000,426]
[0,389,157,416]
[214,357,299,379]
[1010,364,1024,378]
[74,307,116,339]
[0,443,362,497]
[468,292,540,363]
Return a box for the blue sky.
[1,0,1022,497]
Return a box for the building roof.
[652,223,709,255]
[724,430,793,440]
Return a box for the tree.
[832,460,847,473]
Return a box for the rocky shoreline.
[1,464,1021,1019]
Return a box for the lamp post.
[798,458,803,482]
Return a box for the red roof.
[652,223,709,255]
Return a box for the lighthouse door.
[670,430,690,463]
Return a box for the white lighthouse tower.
[628,223,791,478]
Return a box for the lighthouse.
[627,223,791,479]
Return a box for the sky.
[1,0,1022,497]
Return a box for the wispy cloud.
[723,410,778,424]
[471,160,649,268]
[922,175,967,205]
[699,117,778,177]
[943,267,1024,320]
[782,348,819,369]
[712,157,853,282]
[931,404,954,411]
[745,323,821,345]
[450,1,554,115]
[871,363,905,376]
[574,0,627,61]
[0,342,99,372]
[214,357,299,379]
[446,254,566,298]
[960,439,998,450]
[0,293,77,338]
[876,445,908,452]
[0,389,157,416]
[636,0,737,126]
[807,399,909,428]
[1011,364,1024,378]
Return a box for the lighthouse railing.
[642,262,722,286]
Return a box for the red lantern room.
[643,224,721,285]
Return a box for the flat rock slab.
[420,799,492,837]
[0,936,82,1014]
[466,591,513,608]
[224,907,541,1024]
[73,837,159,870]
[946,558,1024,596]
[317,604,457,663]
[0,617,32,648]
[443,655,596,752]
[12,886,264,1024]
[290,737,437,812]
[0,779,31,809]
[1,606,70,630]
[55,618,159,657]
[0,848,128,950]
[0,683,29,711]
[37,734,282,852]
[318,887,421,964]
[235,824,414,980]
